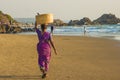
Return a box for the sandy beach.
[0,34,120,80]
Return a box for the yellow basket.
[36,13,53,24]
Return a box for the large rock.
[68,20,79,26]
[51,19,67,26]
[68,17,92,26]
[77,17,92,25]
[93,13,120,24]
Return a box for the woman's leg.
[45,56,50,72]
[38,56,45,73]
[42,56,50,78]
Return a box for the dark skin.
[35,22,57,55]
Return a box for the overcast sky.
[0,0,120,20]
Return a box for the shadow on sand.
[0,75,41,79]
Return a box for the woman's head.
[41,24,47,31]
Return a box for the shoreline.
[16,32,120,42]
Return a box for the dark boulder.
[77,17,92,25]
[68,17,92,26]
[68,20,79,26]
[51,19,67,26]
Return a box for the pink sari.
[36,29,51,71]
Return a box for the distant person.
[35,22,57,78]
[84,25,87,35]
[83,22,87,35]
[50,25,54,35]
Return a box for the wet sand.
[0,34,120,80]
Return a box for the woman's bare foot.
[42,73,47,79]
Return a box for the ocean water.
[18,24,120,41]
[14,18,120,41]
[51,25,120,41]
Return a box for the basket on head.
[36,13,53,24]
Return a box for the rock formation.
[68,20,79,26]
[51,19,67,26]
[93,13,120,24]
[77,17,93,25]
[68,17,92,26]
[0,11,21,33]
[68,14,120,26]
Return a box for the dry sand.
[0,34,120,80]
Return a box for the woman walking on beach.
[35,23,57,78]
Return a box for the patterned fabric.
[36,29,51,71]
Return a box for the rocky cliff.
[0,11,16,24]
[0,11,21,33]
